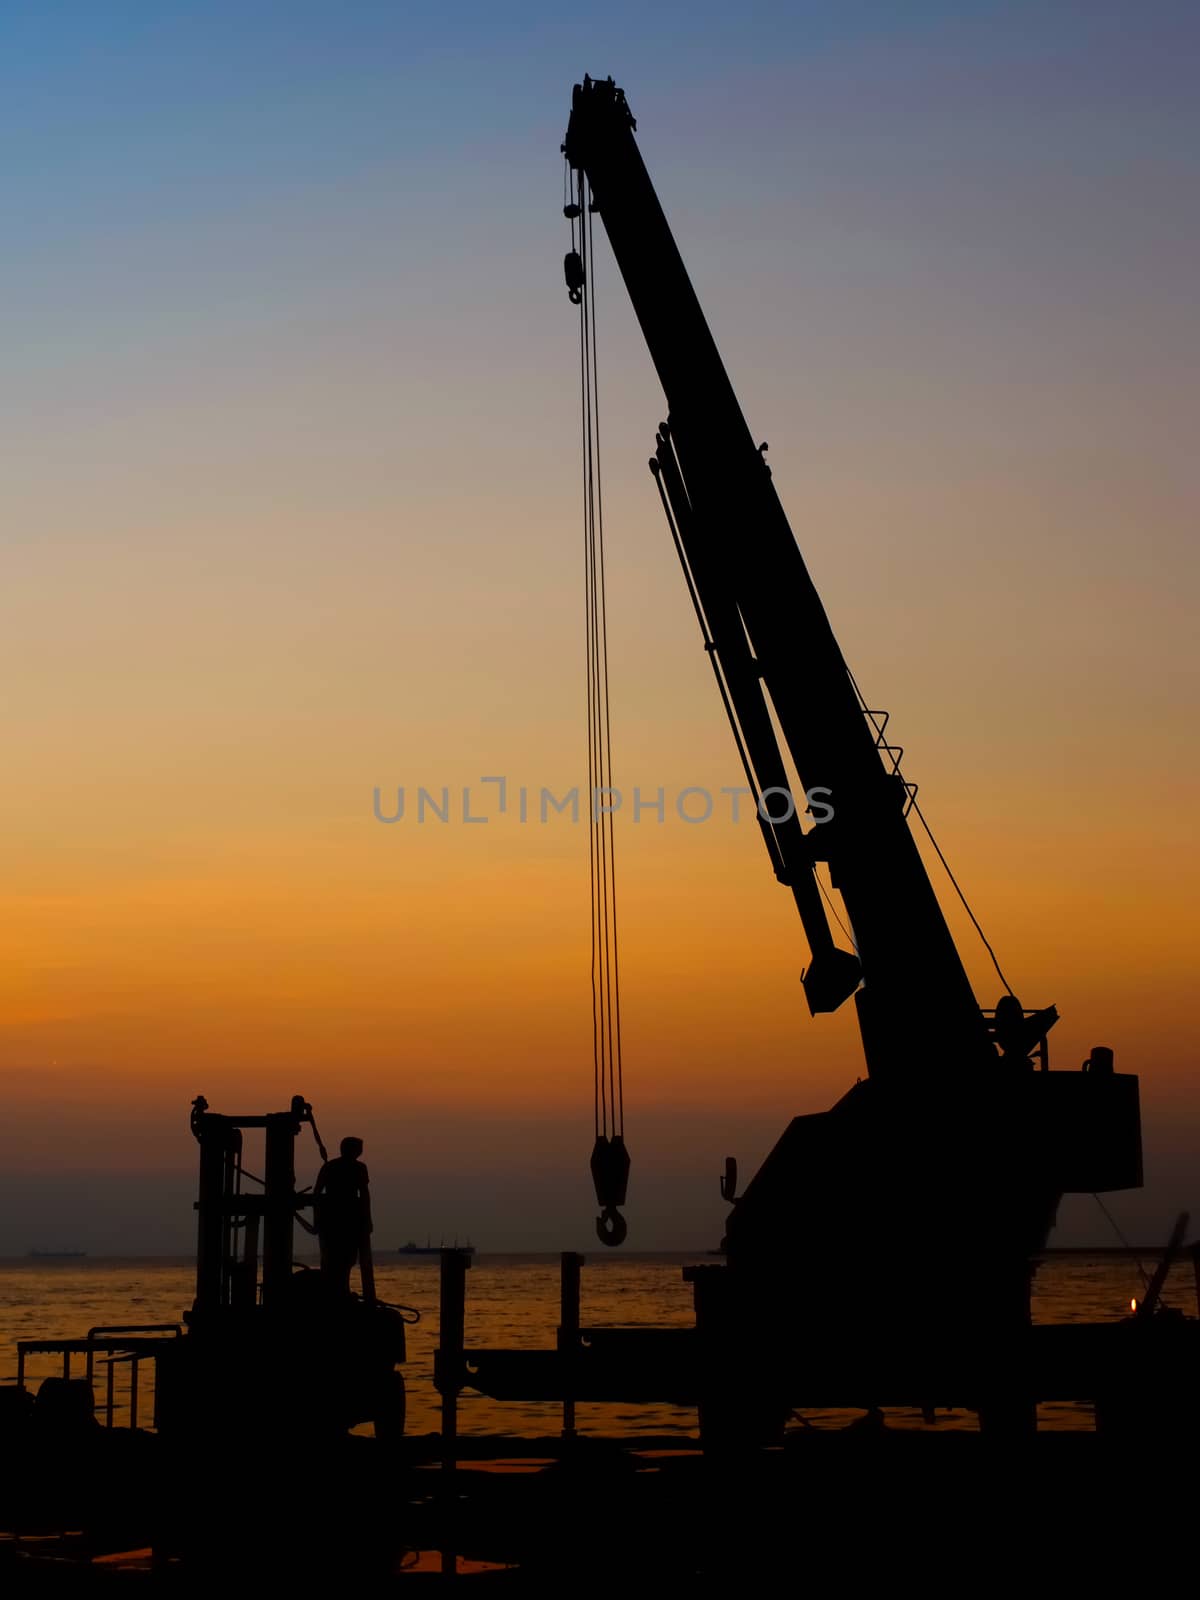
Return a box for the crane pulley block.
[564,249,585,305]
[590,1135,630,1247]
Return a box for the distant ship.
[27,1250,88,1260]
[396,1239,475,1257]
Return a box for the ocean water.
[1,1252,1192,1437]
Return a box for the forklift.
[153,1093,409,1443]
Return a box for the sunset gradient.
[2,2,1197,1251]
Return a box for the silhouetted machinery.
[153,1095,407,1443]
[459,77,1156,1438]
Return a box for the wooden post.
[559,1252,584,1438]
[438,1248,471,1578]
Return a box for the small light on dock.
[1130,1298,1138,1313]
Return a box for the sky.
[2,1,1197,1253]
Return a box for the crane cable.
[566,163,629,1246]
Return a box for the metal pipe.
[559,1252,584,1438]
[241,1210,260,1310]
[262,1112,297,1308]
[195,1115,232,1310]
[438,1248,471,1578]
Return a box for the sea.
[1,1252,1192,1437]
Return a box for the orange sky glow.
[1,5,1197,1250]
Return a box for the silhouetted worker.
[313,1136,372,1295]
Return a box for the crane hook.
[590,1134,630,1248]
[596,1206,627,1247]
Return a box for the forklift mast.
[189,1094,318,1314]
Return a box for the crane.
[560,76,1142,1433]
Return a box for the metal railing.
[16,1323,182,1430]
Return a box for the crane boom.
[565,76,991,1080]
[562,76,1141,1432]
